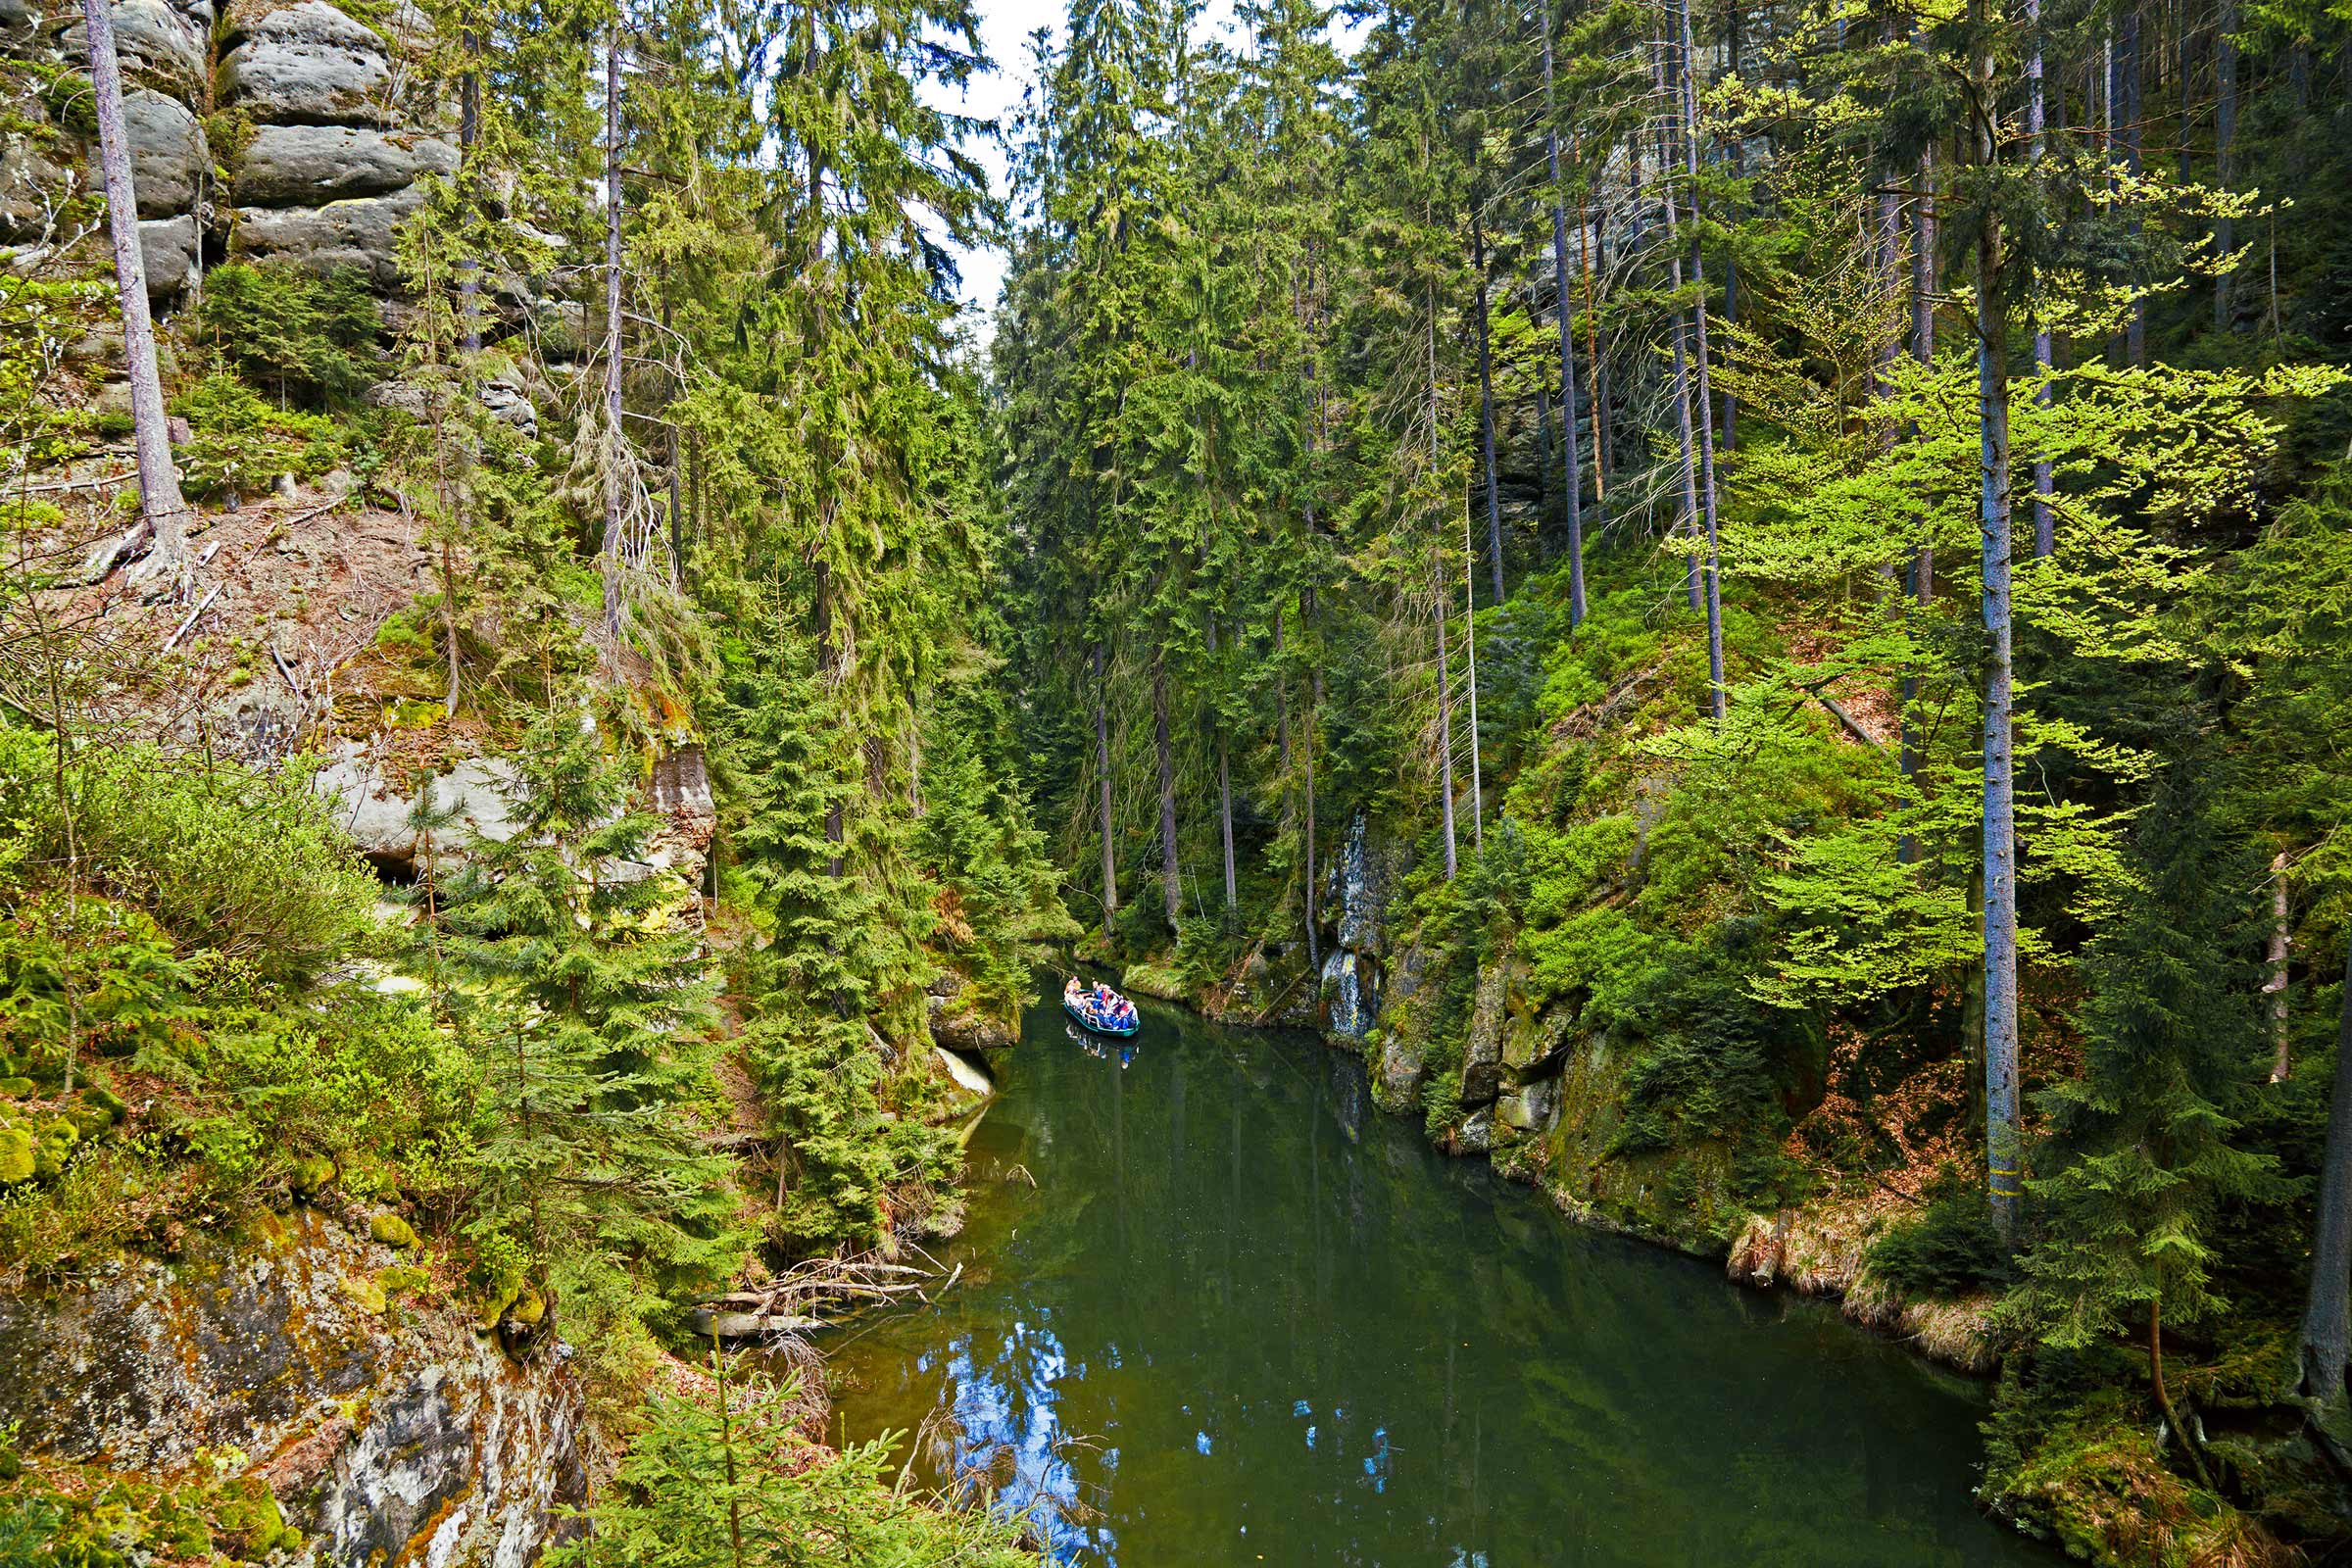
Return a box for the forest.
[0,0,2349,1556]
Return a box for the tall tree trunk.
[1544,0,1589,628]
[2269,851,2292,1082]
[1650,46,1704,614]
[815,560,843,879]
[1427,291,1458,882]
[459,29,482,356]
[1207,618,1236,920]
[1471,208,1505,606]
[2214,0,2238,330]
[2298,938,2352,1400]
[1974,21,2023,1240]
[1461,499,1484,852]
[1095,639,1119,937]
[1154,649,1179,931]
[1434,545,1459,883]
[1301,583,1321,971]
[81,0,187,586]
[599,27,626,634]
[1679,0,1726,719]
[2119,3,2146,368]
[1273,605,1291,774]
[2029,0,2055,558]
[1900,143,1936,861]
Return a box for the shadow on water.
[829,993,2058,1567]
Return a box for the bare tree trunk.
[1427,289,1457,881]
[1678,0,1726,719]
[1207,618,1236,921]
[2214,0,2238,330]
[2026,0,2055,558]
[1544,0,1589,628]
[2119,3,2147,368]
[459,29,482,356]
[1652,45,1704,614]
[599,26,626,634]
[2299,938,2352,1400]
[2269,851,2292,1081]
[81,0,187,587]
[1301,583,1321,972]
[1900,143,1936,861]
[1154,649,1179,931]
[1471,207,1505,606]
[1461,497,1484,853]
[1974,15,2022,1240]
[1095,639,1118,937]
[1434,546,1458,883]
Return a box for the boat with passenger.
[1062,975,1140,1037]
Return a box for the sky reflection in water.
[831,999,2056,1568]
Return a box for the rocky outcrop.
[219,0,395,125]
[926,970,1015,1054]
[236,124,457,207]
[4,0,453,300]
[0,1205,588,1565]
[316,739,522,870]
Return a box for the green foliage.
[0,729,376,987]
[431,710,745,1358]
[193,263,380,403]
[551,1354,1037,1568]
[1866,1170,2014,1299]
[167,374,351,503]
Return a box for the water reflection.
[834,998,2055,1568]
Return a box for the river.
[828,994,2055,1567]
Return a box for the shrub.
[194,262,379,403]
[168,374,349,502]
[0,729,378,986]
[1866,1169,2013,1298]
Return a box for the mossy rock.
[505,1285,546,1327]
[340,1273,388,1314]
[0,1076,33,1097]
[288,1153,338,1197]
[215,1477,301,1559]
[80,1084,127,1117]
[378,1263,429,1298]
[368,1211,419,1250]
[59,1103,116,1139]
[0,1126,34,1184]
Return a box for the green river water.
[828,994,2056,1567]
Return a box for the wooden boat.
[1062,982,1140,1037]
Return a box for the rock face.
[219,0,395,125]
[117,87,207,216]
[231,184,425,287]
[0,1206,588,1566]
[315,739,521,869]
[236,124,457,207]
[4,0,453,300]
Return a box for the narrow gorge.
[3,0,2352,1563]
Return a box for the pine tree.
[435,710,739,1337]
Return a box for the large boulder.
[230,184,422,286]
[117,88,207,218]
[220,1,394,125]
[313,740,519,869]
[0,1205,588,1566]
[136,213,196,295]
[56,0,211,102]
[235,123,454,207]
